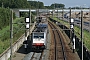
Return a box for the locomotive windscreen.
[33,33,44,38]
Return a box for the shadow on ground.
[17,36,32,54]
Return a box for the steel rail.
[48,21,67,60]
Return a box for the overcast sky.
[39,0,90,8]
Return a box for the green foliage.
[0,8,16,30]
[0,0,65,9]
[44,6,53,9]
[0,8,10,29]
[83,30,90,50]
[45,3,65,9]
[28,1,45,9]
[50,3,65,9]
[0,17,25,54]
[0,0,30,8]
[31,13,35,23]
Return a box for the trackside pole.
[81,10,83,60]
[10,9,13,60]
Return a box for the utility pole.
[69,8,72,44]
[37,1,39,18]
[29,9,30,40]
[37,1,39,16]
[62,8,64,20]
[62,8,64,29]
[81,10,83,60]
[57,8,58,18]
[52,9,54,17]
[53,3,55,18]
[10,10,13,60]
[29,9,31,41]
[70,8,71,23]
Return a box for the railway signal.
[24,17,30,50]
[69,8,75,53]
[70,18,75,53]
[25,17,30,29]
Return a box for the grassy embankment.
[51,17,90,50]
[0,17,25,54]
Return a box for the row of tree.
[0,0,65,29]
[0,0,65,9]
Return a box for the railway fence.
[0,22,36,60]
[49,17,90,60]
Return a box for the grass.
[83,30,90,50]
[0,17,25,54]
[51,17,90,50]
[52,17,70,27]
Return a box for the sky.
[39,0,90,8]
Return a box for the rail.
[48,21,67,60]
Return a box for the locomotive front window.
[39,36,44,38]
[34,33,44,38]
[34,35,44,38]
[34,36,39,38]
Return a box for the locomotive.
[32,15,48,51]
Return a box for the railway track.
[23,20,80,60]
[23,21,67,60]
[23,51,44,60]
[48,21,67,60]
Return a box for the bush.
[0,8,10,29]
[0,17,25,54]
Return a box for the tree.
[38,2,45,9]
[28,1,45,9]
[51,3,65,9]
